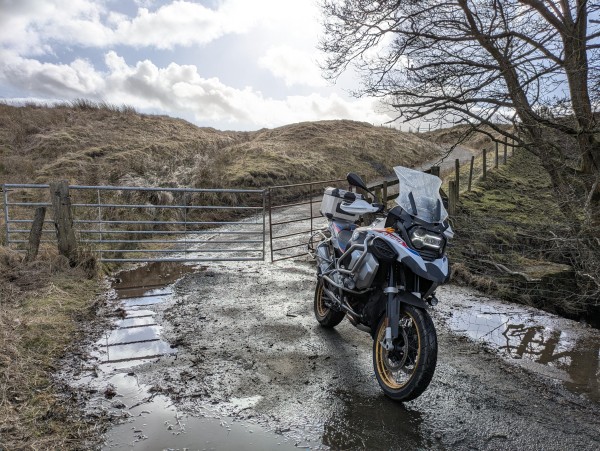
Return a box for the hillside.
[0,103,441,189]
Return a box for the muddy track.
[131,259,597,450]
[66,179,599,450]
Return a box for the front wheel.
[314,278,345,328]
[373,305,437,401]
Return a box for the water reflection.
[322,392,426,449]
[500,324,599,401]
[441,300,600,401]
[114,261,200,298]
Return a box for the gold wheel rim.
[375,312,421,390]
[316,282,329,318]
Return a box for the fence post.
[430,166,440,178]
[309,183,313,235]
[50,180,78,263]
[262,190,267,261]
[482,149,487,180]
[455,158,460,197]
[25,206,46,263]
[268,188,274,263]
[2,187,9,247]
[97,188,103,244]
[448,181,456,215]
[382,180,388,203]
[361,174,369,201]
[505,136,509,158]
[375,186,382,203]
[503,140,508,164]
[495,142,499,168]
[468,156,475,191]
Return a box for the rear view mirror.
[347,173,368,191]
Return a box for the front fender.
[395,291,428,309]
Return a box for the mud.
[74,258,598,450]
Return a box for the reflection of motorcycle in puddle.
[322,392,425,450]
[500,324,599,401]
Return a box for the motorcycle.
[310,166,453,401]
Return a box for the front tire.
[314,278,345,328]
[372,305,437,401]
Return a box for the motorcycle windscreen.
[393,166,448,223]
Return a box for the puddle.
[113,262,201,297]
[121,296,172,308]
[124,310,156,319]
[436,288,600,402]
[116,317,157,328]
[103,376,296,451]
[72,261,298,449]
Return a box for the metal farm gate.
[2,183,266,263]
[2,171,416,265]
[267,179,344,262]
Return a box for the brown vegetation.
[0,102,440,190]
[0,246,103,449]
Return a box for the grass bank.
[448,147,597,322]
[0,247,104,449]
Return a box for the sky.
[0,0,397,130]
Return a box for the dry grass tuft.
[0,246,103,450]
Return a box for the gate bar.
[3,183,263,194]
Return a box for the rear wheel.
[314,278,345,328]
[372,305,437,401]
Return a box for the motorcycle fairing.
[367,229,449,283]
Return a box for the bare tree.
[321,0,600,224]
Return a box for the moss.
[449,149,583,316]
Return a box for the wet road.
[64,190,600,450]
[66,258,600,450]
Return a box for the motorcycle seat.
[332,221,356,253]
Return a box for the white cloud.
[0,50,104,96]
[0,0,297,54]
[0,0,109,54]
[0,50,391,129]
[259,45,327,87]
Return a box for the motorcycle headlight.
[409,227,444,251]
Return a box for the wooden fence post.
[505,136,509,158]
[448,181,456,215]
[503,140,508,164]
[375,187,382,203]
[495,142,499,168]
[50,180,78,263]
[468,156,475,191]
[455,158,460,197]
[360,174,369,201]
[430,166,440,178]
[482,149,487,180]
[25,206,46,263]
[382,180,388,203]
